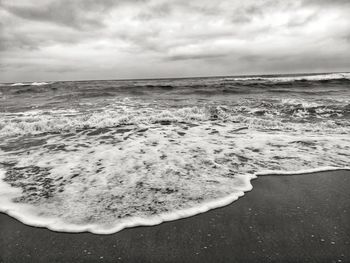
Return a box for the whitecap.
[10,82,29,86]
[225,72,350,82]
[31,82,51,86]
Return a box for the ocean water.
[0,73,349,233]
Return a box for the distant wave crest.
[10,82,52,87]
[225,72,350,82]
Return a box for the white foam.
[0,122,349,234]
[1,166,349,234]
[10,82,28,86]
[257,166,350,176]
[226,72,350,82]
[31,82,51,86]
[1,101,349,137]
[0,169,255,234]
[9,82,51,87]
[0,106,207,136]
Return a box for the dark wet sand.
[1,170,349,263]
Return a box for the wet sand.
[0,170,349,263]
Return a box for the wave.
[224,72,350,82]
[0,168,253,234]
[10,82,52,87]
[0,107,205,136]
[0,101,349,234]
[1,101,349,137]
[0,163,348,234]
[267,88,345,95]
[1,74,350,234]
[31,82,51,86]
[141,84,175,90]
[1,74,348,99]
[10,83,31,87]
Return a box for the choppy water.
[0,73,349,233]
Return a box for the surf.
[0,120,349,234]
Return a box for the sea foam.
[1,98,349,137]
[31,82,51,86]
[0,168,255,234]
[0,122,349,234]
[9,82,52,86]
[225,72,350,82]
[0,76,349,234]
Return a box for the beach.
[1,169,349,262]
[1,75,350,235]
[2,0,350,261]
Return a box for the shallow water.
[0,73,349,233]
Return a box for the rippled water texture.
[0,73,349,233]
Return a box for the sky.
[0,0,350,82]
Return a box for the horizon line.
[1,70,349,84]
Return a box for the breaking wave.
[0,74,349,234]
[10,82,52,87]
[0,119,349,234]
[224,72,350,82]
[0,101,349,137]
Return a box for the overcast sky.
[0,0,350,82]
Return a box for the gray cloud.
[136,2,172,21]
[287,12,318,28]
[0,0,349,82]
[2,1,112,30]
[1,0,149,30]
[166,53,227,61]
[306,0,350,5]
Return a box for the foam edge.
[256,166,350,176]
[0,170,256,234]
[1,166,350,235]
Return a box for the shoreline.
[1,169,350,262]
[1,167,348,235]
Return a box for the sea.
[0,72,349,234]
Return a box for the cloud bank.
[0,0,349,82]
